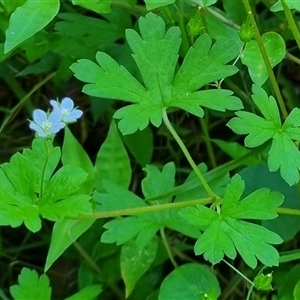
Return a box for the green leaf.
[240,164,300,241]
[95,119,132,192]
[189,0,217,6]
[173,31,239,91]
[122,127,153,166]
[121,237,158,297]
[270,0,300,12]
[65,284,103,300]
[222,174,283,220]
[10,268,51,300]
[45,219,95,272]
[62,127,95,194]
[95,180,146,212]
[228,85,300,185]
[0,138,92,232]
[159,263,221,300]
[55,12,127,60]
[142,162,175,203]
[268,133,300,186]
[212,139,259,166]
[180,174,283,268]
[71,13,242,135]
[72,0,111,13]
[241,32,286,86]
[143,0,175,10]
[98,163,199,246]
[5,0,60,53]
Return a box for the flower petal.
[61,97,74,110]
[33,109,47,125]
[51,122,66,133]
[48,110,63,124]
[50,100,60,111]
[64,109,83,123]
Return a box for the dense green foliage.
[1,0,300,299]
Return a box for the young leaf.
[62,127,95,194]
[5,0,60,53]
[228,84,300,186]
[10,268,51,300]
[95,120,132,192]
[45,219,95,272]
[180,174,284,268]
[71,13,242,135]
[121,237,158,297]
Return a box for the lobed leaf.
[180,174,283,268]
[228,85,300,185]
[0,138,92,232]
[268,133,300,186]
[173,34,239,91]
[10,268,51,300]
[71,13,242,135]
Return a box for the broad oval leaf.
[5,0,60,53]
[241,32,285,86]
[159,263,221,300]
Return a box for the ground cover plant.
[1,0,300,299]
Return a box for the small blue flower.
[29,109,65,137]
[50,97,83,123]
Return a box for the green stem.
[38,139,53,203]
[281,0,300,49]
[76,197,213,220]
[199,116,217,168]
[0,72,56,134]
[242,0,288,120]
[160,227,178,268]
[276,207,300,216]
[286,52,300,65]
[162,108,217,198]
[223,259,254,286]
[176,0,190,54]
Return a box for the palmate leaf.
[180,174,284,268]
[71,12,242,135]
[10,268,51,300]
[228,84,300,186]
[0,138,92,232]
